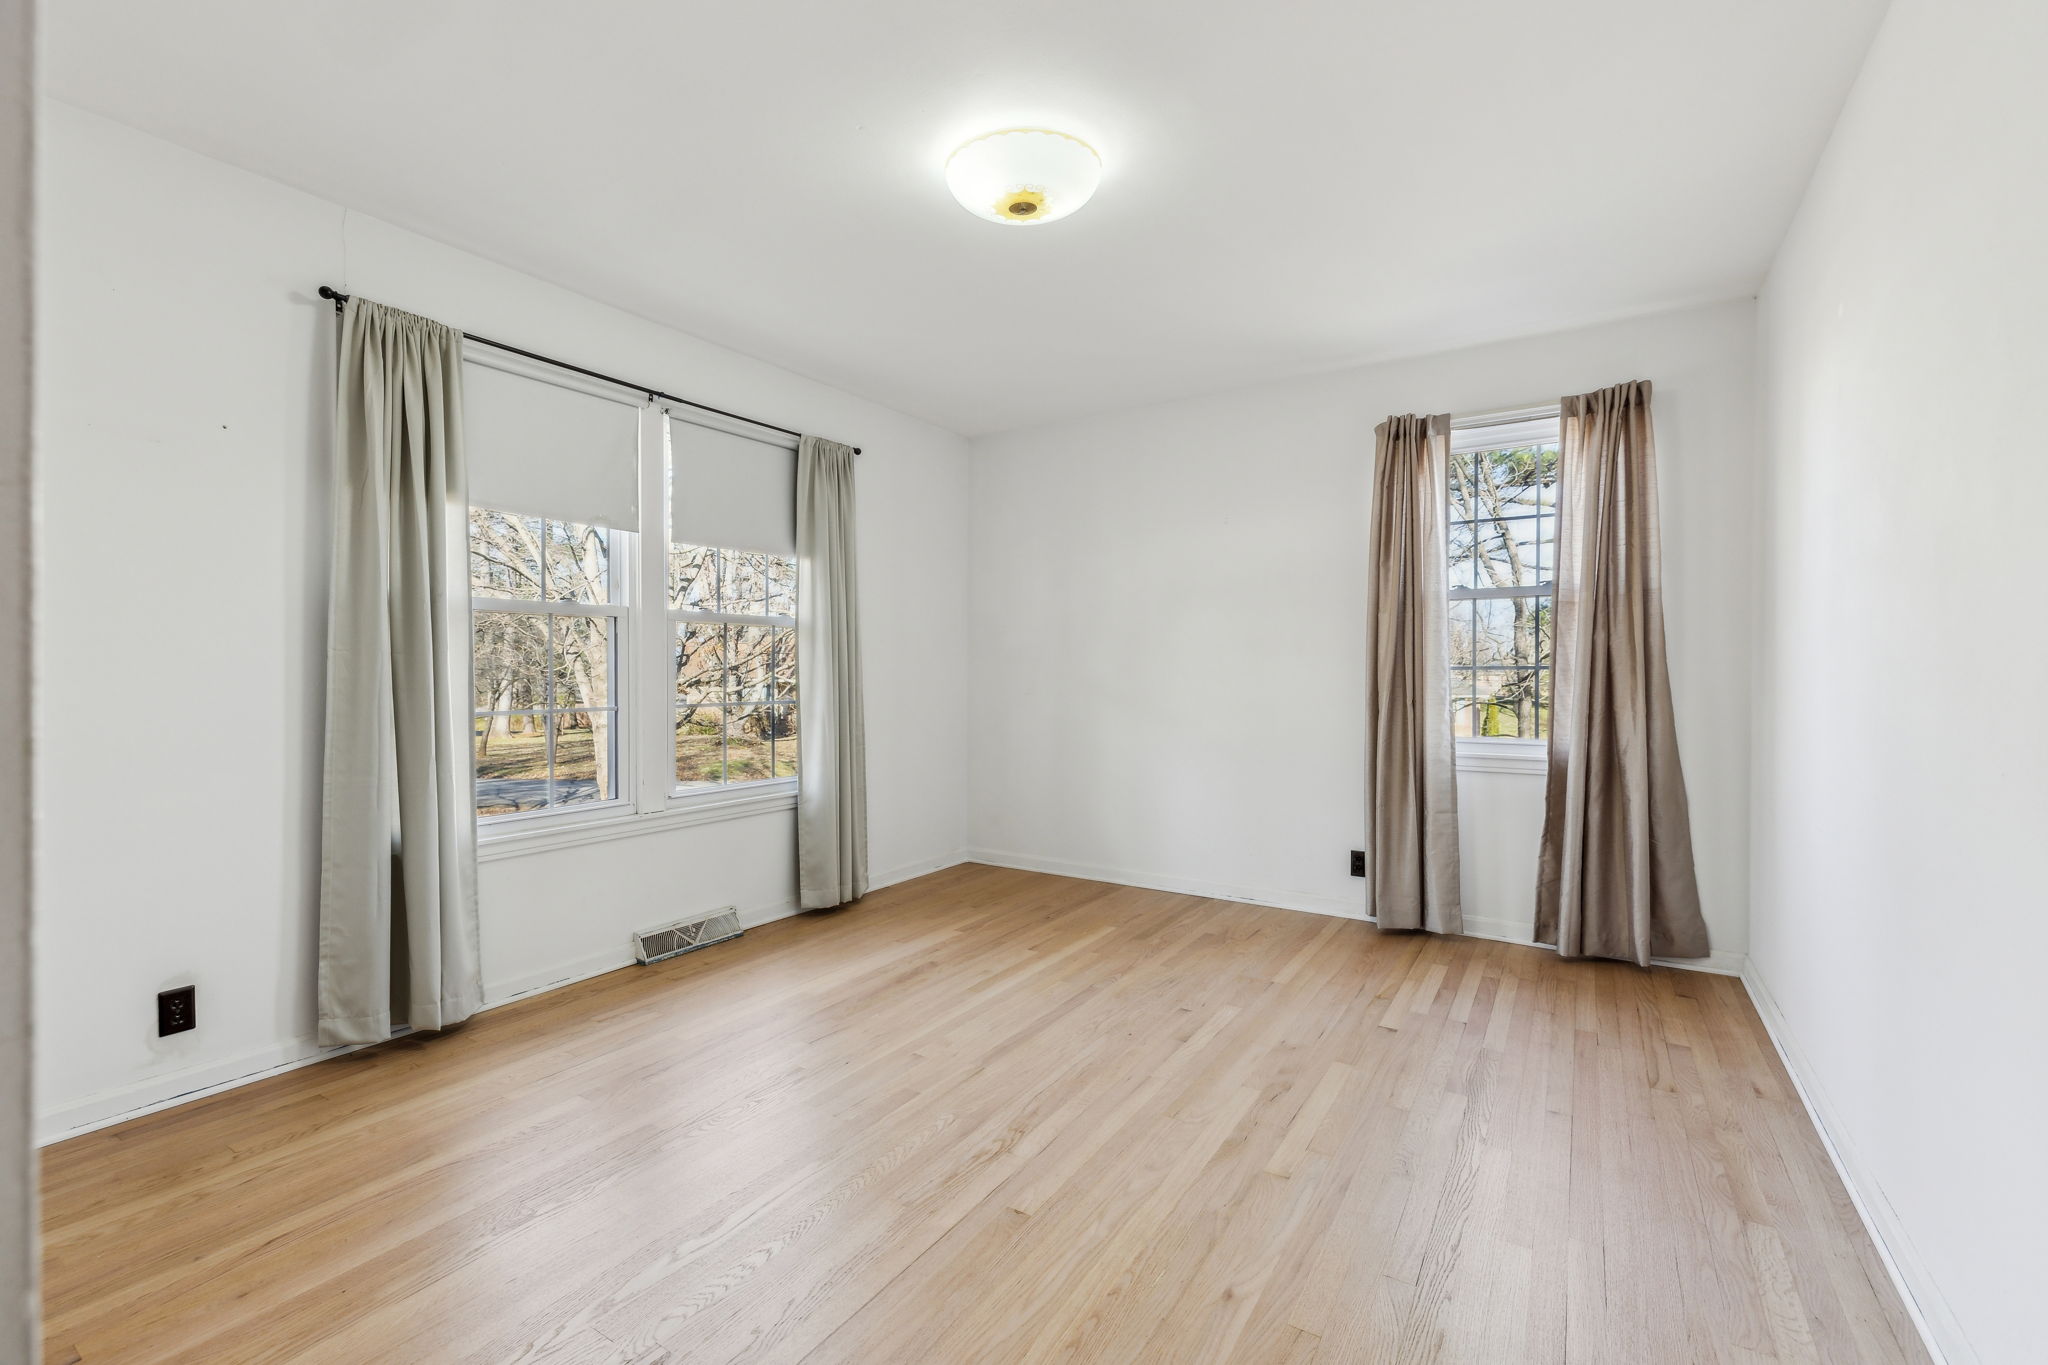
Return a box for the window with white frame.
[1448,411,1559,740]
[666,413,801,792]
[463,353,806,834]
[670,546,798,787]
[470,513,623,818]
[464,353,641,829]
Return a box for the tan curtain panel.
[1535,381,1708,965]
[1365,414,1462,934]
[318,297,482,1046]
[795,435,868,909]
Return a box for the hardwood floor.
[41,864,1927,1364]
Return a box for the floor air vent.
[633,908,744,965]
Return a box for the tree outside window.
[1448,440,1556,738]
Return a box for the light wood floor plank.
[40,865,1929,1364]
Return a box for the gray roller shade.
[465,354,641,529]
[669,412,796,555]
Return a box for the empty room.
[0,0,2041,1360]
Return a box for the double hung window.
[1447,410,1559,742]
[462,351,801,837]
[665,413,801,795]
[470,514,621,816]
[670,546,798,787]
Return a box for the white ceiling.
[44,0,1886,435]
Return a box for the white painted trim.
[1449,404,1560,455]
[663,404,799,451]
[36,849,974,1146]
[35,1032,401,1146]
[480,895,807,1007]
[634,403,673,815]
[867,848,976,894]
[462,341,648,409]
[967,850,1743,976]
[1451,401,1561,430]
[969,848,1372,921]
[1459,914,1746,976]
[478,784,796,861]
[1740,960,1965,1365]
[1455,738,1548,775]
[482,944,642,1008]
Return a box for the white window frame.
[1449,405,1559,777]
[475,405,803,860]
[666,590,798,798]
[471,560,633,836]
[657,410,800,805]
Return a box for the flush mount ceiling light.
[944,128,1103,226]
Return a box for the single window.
[470,509,624,819]
[670,544,798,789]
[1448,417,1558,739]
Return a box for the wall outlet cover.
[157,985,196,1037]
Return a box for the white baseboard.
[476,897,808,1009]
[1459,914,1747,976]
[47,846,1747,1143]
[1740,959,1965,1365]
[481,851,971,1006]
[869,847,975,893]
[38,848,976,1147]
[966,847,1373,921]
[35,1032,391,1146]
[967,850,1743,976]
[482,944,643,1009]
[37,846,1955,1365]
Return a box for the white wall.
[0,0,35,1350]
[1750,1,2048,1360]
[969,300,1756,967]
[32,103,972,1139]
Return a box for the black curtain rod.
[317,286,858,454]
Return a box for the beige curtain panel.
[795,435,869,909]
[1535,381,1709,965]
[318,297,483,1046]
[1365,413,1463,934]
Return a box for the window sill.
[1455,738,1549,776]
[477,782,797,862]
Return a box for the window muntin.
[1448,435,1557,740]
[670,545,798,789]
[470,510,624,819]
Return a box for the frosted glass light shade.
[945,129,1102,226]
